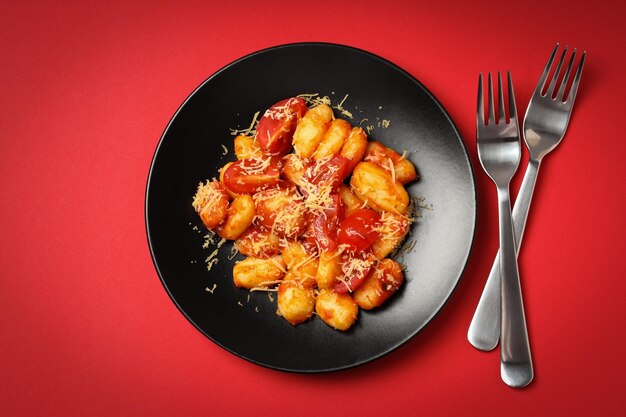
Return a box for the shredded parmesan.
[240,155,272,175]
[291,252,317,271]
[387,157,396,183]
[229,111,260,137]
[297,92,353,119]
[192,93,418,329]
[192,180,223,213]
[250,280,282,292]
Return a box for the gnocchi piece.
[339,127,368,174]
[371,212,411,259]
[216,195,255,240]
[282,153,310,187]
[281,241,318,287]
[364,141,418,184]
[234,134,263,160]
[283,270,315,287]
[315,289,358,331]
[219,162,240,199]
[292,104,333,158]
[235,225,281,258]
[350,162,409,214]
[312,118,351,161]
[339,184,364,217]
[316,249,343,289]
[253,187,307,238]
[353,258,404,310]
[277,280,316,325]
[192,179,230,229]
[233,256,286,289]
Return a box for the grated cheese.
[229,111,260,137]
[192,180,223,214]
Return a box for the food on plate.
[364,141,419,184]
[339,127,368,174]
[193,96,419,331]
[234,134,263,160]
[353,258,404,309]
[277,280,316,325]
[312,118,351,161]
[216,194,255,240]
[350,161,409,214]
[192,179,229,229]
[315,289,359,331]
[292,104,334,158]
[233,256,286,289]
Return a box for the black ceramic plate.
[146,43,476,372]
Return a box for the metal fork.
[468,45,586,353]
[476,71,532,388]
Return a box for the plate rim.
[145,41,477,373]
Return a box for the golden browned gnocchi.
[281,240,318,287]
[192,179,230,229]
[277,280,316,325]
[364,141,418,184]
[234,226,282,258]
[233,256,286,289]
[371,212,411,259]
[350,161,409,214]
[315,289,359,331]
[339,184,364,217]
[193,96,421,332]
[312,118,351,161]
[316,249,342,289]
[234,134,263,160]
[353,258,404,310]
[340,126,368,173]
[216,195,255,240]
[292,104,333,158]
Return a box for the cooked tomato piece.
[333,251,375,294]
[304,194,344,251]
[302,155,349,193]
[337,208,381,252]
[255,97,307,156]
[222,157,281,194]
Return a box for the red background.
[2,1,625,416]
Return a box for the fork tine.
[565,51,586,103]
[546,45,568,97]
[497,72,505,124]
[556,49,577,101]
[507,71,518,123]
[487,72,495,125]
[477,73,484,127]
[535,43,559,95]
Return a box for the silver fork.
[468,45,586,353]
[476,71,532,388]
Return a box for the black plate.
[146,43,476,372]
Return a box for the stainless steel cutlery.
[469,44,585,387]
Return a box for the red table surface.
[2,1,625,416]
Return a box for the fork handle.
[497,185,533,387]
[468,159,540,351]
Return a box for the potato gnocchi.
[192,96,420,331]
